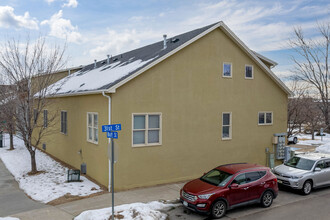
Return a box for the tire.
[293,137,298,144]
[260,191,274,208]
[211,200,226,219]
[302,180,312,195]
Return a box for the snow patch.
[0,218,20,220]
[0,134,102,203]
[74,201,178,220]
[48,57,157,95]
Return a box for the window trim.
[245,65,254,79]
[60,110,67,135]
[132,113,162,147]
[222,62,233,78]
[258,111,273,125]
[87,112,99,144]
[222,112,232,140]
[43,109,48,128]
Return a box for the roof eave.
[252,51,278,68]
[46,89,105,98]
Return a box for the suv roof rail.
[237,166,266,173]
[217,163,247,168]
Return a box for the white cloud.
[41,10,82,43]
[89,29,140,59]
[45,0,56,4]
[62,0,78,8]
[0,6,38,30]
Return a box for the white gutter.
[102,91,112,192]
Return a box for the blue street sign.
[102,124,122,132]
[107,132,118,139]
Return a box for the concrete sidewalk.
[10,182,185,220]
[0,160,45,217]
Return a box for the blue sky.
[0,0,329,81]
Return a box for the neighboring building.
[37,21,292,190]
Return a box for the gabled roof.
[252,51,278,68]
[48,21,292,97]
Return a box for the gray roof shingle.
[49,22,219,96]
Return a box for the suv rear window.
[246,172,261,182]
[259,171,266,177]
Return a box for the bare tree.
[0,36,66,174]
[287,78,309,136]
[289,21,330,130]
[0,85,16,150]
[302,97,324,140]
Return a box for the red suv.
[180,163,278,218]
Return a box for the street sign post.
[107,132,118,139]
[102,123,121,220]
[102,124,121,132]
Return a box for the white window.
[87,112,98,144]
[61,111,67,134]
[132,113,162,147]
[258,112,273,125]
[43,110,48,128]
[222,112,232,139]
[245,65,253,79]
[223,63,232,78]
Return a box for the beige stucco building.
[37,22,292,190]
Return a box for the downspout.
[102,91,112,192]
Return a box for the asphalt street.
[167,186,330,220]
[0,159,45,217]
[1,156,330,220]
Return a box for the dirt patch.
[109,211,124,220]
[293,144,317,153]
[47,191,107,206]
[27,170,46,176]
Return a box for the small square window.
[258,112,273,125]
[245,65,253,79]
[223,63,232,77]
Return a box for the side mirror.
[230,183,239,189]
[314,167,321,172]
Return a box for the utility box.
[81,163,86,174]
[274,133,286,160]
[67,169,80,182]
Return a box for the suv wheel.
[211,200,226,219]
[293,137,298,144]
[302,180,312,195]
[261,191,273,207]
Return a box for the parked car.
[273,153,330,195]
[287,135,298,144]
[180,163,278,219]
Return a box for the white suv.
[273,153,330,195]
